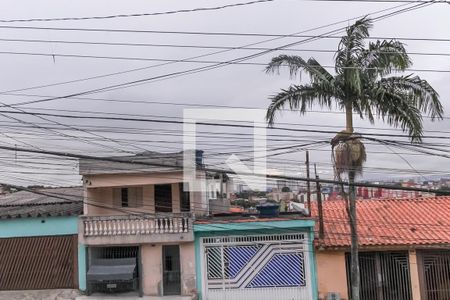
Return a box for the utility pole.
[314,164,324,239]
[219,172,223,201]
[305,151,311,216]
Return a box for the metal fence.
[420,250,450,300]
[346,251,412,300]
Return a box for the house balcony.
[79,213,194,245]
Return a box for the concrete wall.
[85,184,162,216]
[0,216,79,238]
[408,250,421,300]
[86,183,187,216]
[180,243,197,296]
[84,171,208,216]
[141,242,196,297]
[316,251,349,300]
[208,198,230,214]
[85,172,185,188]
[141,244,163,296]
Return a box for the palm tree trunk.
[349,170,360,300]
[345,102,360,300]
[345,102,354,132]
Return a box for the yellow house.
[312,196,450,300]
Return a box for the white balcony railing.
[81,213,192,237]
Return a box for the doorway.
[155,184,172,212]
[163,245,181,295]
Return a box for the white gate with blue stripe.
[201,233,312,300]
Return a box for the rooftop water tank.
[256,202,280,217]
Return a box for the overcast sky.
[0,0,448,187]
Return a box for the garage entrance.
[0,235,78,290]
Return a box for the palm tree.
[265,17,443,299]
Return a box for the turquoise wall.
[194,219,315,234]
[309,229,318,300]
[194,219,316,300]
[78,243,87,291]
[0,216,78,238]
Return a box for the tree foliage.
[265,17,443,143]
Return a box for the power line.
[25,2,432,101]
[1,38,449,57]
[0,109,449,140]
[2,51,450,73]
[6,92,450,121]
[0,0,275,23]
[0,144,448,195]
[0,2,422,98]
[0,162,446,216]
[1,23,449,43]
[1,179,448,243]
[304,0,448,2]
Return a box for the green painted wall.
[194,219,315,234]
[0,216,78,238]
[78,243,87,291]
[309,229,318,300]
[194,219,317,299]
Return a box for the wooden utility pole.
[305,151,311,216]
[314,164,324,239]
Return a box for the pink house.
[78,150,221,298]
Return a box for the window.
[121,188,128,207]
[113,187,143,208]
[155,184,172,212]
[179,183,190,212]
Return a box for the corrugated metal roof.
[0,187,83,219]
[311,196,450,248]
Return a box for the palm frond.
[379,75,443,120]
[367,83,424,141]
[335,17,373,71]
[265,55,334,85]
[360,40,411,78]
[266,84,334,126]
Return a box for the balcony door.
[155,184,172,212]
[162,245,181,295]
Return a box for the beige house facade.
[78,151,213,298]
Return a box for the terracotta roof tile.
[311,196,450,248]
